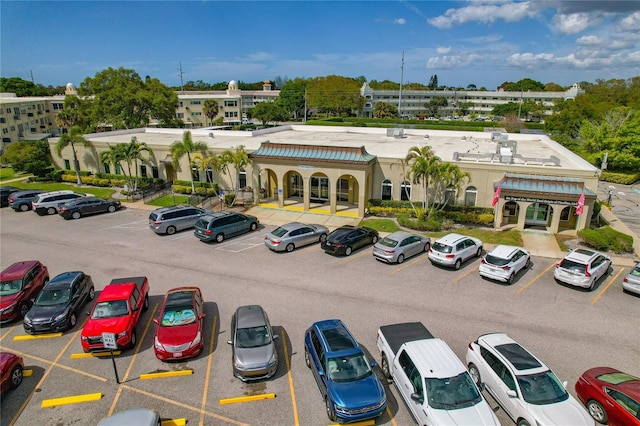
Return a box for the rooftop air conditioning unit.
[209,133,214,138]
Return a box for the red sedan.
[575,366,640,425]
[153,287,205,361]
[0,352,24,394]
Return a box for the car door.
[24,264,44,302]
[463,239,478,261]
[480,347,518,419]
[395,350,428,424]
[297,227,315,246]
[177,209,197,230]
[309,331,328,395]
[591,256,608,281]
[403,236,422,258]
[511,250,527,274]
[605,387,640,426]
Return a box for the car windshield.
[0,279,22,296]
[432,242,453,253]
[630,266,640,277]
[378,237,399,248]
[271,227,289,237]
[326,353,372,382]
[236,325,271,348]
[517,370,569,405]
[425,372,482,410]
[35,288,71,306]
[559,259,586,273]
[161,308,196,327]
[485,254,511,266]
[91,300,129,319]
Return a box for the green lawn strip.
[4,181,116,199]
[147,194,191,207]
[360,218,402,233]
[0,168,16,180]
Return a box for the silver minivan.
[32,190,87,215]
[148,205,207,235]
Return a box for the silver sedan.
[264,222,329,252]
[622,261,640,295]
[373,231,430,264]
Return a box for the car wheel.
[468,363,481,385]
[381,355,391,379]
[9,364,23,390]
[129,329,137,349]
[454,259,462,270]
[397,254,405,264]
[345,246,352,256]
[215,233,225,243]
[304,347,311,368]
[319,233,327,244]
[19,204,29,212]
[88,286,95,300]
[143,294,149,312]
[19,302,29,318]
[166,226,176,235]
[587,400,608,424]
[508,273,515,285]
[108,205,116,213]
[325,397,337,422]
[517,420,531,426]
[423,242,430,252]
[47,207,56,215]
[286,243,295,252]
[372,235,379,244]
[525,257,531,269]
[69,312,77,328]
[250,222,257,231]
[72,211,81,220]
[476,246,483,257]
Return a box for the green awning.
[249,142,376,165]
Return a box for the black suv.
[194,211,259,243]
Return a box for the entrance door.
[525,203,550,225]
[310,176,329,202]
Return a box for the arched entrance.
[310,172,329,203]
[336,174,359,212]
[284,170,304,199]
[525,202,551,227]
[259,168,278,201]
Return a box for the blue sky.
[2,1,639,90]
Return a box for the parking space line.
[384,405,398,426]
[517,260,557,294]
[388,256,427,275]
[447,266,478,285]
[11,348,108,382]
[41,392,103,408]
[199,315,217,426]
[14,333,63,341]
[219,393,276,405]
[592,268,625,305]
[335,250,371,266]
[97,219,148,231]
[140,369,194,380]
[282,329,300,426]
[1,324,15,342]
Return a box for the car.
[227,305,278,381]
[428,233,483,270]
[31,190,87,215]
[321,225,379,256]
[622,261,640,296]
[97,408,161,426]
[372,231,430,264]
[58,197,121,220]
[479,244,531,284]
[193,211,259,243]
[264,222,329,252]
[0,352,24,394]
[304,319,386,422]
[148,205,207,235]
[466,332,594,426]
[23,271,95,334]
[8,189,45,211]
[0,186,20,207]
[575,367,640,426]
[0,260,49,323]
[153,287,205,361]
[554,248,612,290]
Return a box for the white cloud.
[428,1,535,29]
[619,11,640,32]
[426,53,482,68]
[436,46,452,54]
[394,18,406,25]
[551,13,594,34]
[576,35,602,46]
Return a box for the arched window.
[381,179,392,200]
[401,180,411,201]
[464,186,477,207]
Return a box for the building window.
[239,169,247,189]
[224,100,238,107]
[140,165,147,178]
[177,113,184,118]
[64,159,70,170]
[444,187,456,205]
[115,164,121,175]
[400,180,411,201]
[465,186,477,206]
[192,166,200,182]
[224,111,239,118]
[190,101,201,105]
[381,179,392,200]
[152,166,159,179]
[179,101,183,107]
[560,206,571,221]
[103,163,110,174]
[206,166,214,183]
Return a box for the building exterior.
[48,125,599,234]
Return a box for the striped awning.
[249,142,377,165]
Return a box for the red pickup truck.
[81,277,149,352]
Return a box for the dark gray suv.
[194,211,259,243]
[8,189,45,211]
[149,205,207,235]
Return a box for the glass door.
[310,176,329,202]
[525,203,549,225]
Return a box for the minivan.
[32,190,87,215]
[194,211,258,243]
[148,205,207,235]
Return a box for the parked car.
[194,211,259,243]
[0,260,49,323]
[554,248,612,290]
[148,205,207,235]
[98,408,161,426]
[479,244,530,284]
[32,190,87,215]
[466,332,594,426]
[428,233,483,270]
[304,319,386,422]
[58,197,121,220]
[0,352,24,394]
[622,261,640,296]
[575,367,640,426]
[8,189,45,211]
[23,271,95,334]
[373,231,430,264]
[0,186,20,208]
[264,222,328,252]
[153,287,205,361]
[321,225,379,256]
[227,305,278,381]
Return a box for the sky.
[2,1,639,91]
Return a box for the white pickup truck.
[376,322,500,425]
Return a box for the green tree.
[219,145,252,203]
[251,101,288,125]
[0,77,51,96]
[499,78,545,92]
[428,75,438,90]
[492,102,521,117]
[202,100,220,126]
[431,163,470,210]
[117,138,154,192]
[99,144,124,175]
[192,152,222,194]
[373,102,398,119]
[404,145,441,213]
[0,140,52,177]
[306,75,364,116]
[54,126,92,185]
[425,97,448,117]
[170,131,209,193]
[55,95,89,131]
[278,77,307,119]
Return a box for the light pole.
[398,51,404,118]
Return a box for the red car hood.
[0,294,20,309]
[156,322,199,346]
[82,316,130,336]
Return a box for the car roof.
[36,190,75,197]
[164,288,197,309]
[403,338,466,378]
[0,260,42,279]
[236,305,268,328]
[97,282,136,301]
[312,319,360,355]
[47,271,83,288]
[12,189,45,196]
[487,245,525,259]
[477,333,549,374]
[385,231,419,240]
[278,222,306,231]
[564,248,603,263]
[434,233,467,245]
[153,204,194,213]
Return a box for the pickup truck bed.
[109,276,147,289]
[378,322,433,355]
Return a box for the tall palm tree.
[404,145,441,213]
[219,145,252,194]
[202,100,219,126]
[99,144,124,175]
[432,162,470,210]
[170,131,209,194]
[192,152,222,194]
[119,138,154,192]
[55,126,93,185]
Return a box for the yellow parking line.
[283,330,299,426]
[0,325,15,342]
[388,256,426,275]
[140,370,193,380]
[161,419,186,426]
[448,266,478,284]
[385,405,398,426]
[200,315,217,426]
[70,351,121,359]
[14,333,63,341]
[219,393,276,405]
[23,369,33,377]
[41,392,103,408]
[330,420,375,426]
[517,260,557,294]
[592,268,625,305]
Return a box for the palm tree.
[99,144,124,175]
[432,162,470,210]
[170,131,209,194]
[404,145,441,214]
[202,100,219,126]
[118,138,154,192]
[55,126,93,185]
[192,152,222,194]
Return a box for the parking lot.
[1,206,638,426]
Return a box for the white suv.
[32,190,87,216]
[479,245,530,284]
[553,248,611,290]
[428,233,483,270]
[466,333,594,426]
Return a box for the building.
[48,125,599,234]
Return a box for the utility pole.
[178,62,185,94]
[30,70,35,84]
[398,51,404,118]
[303,89,307,124]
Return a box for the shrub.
[397,214,442,231]
[577,226,634,253]
[172,185,192,194]
[600,171,640,185]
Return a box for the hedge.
[599,171,640,185]
[577,226,634,254]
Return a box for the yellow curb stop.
[41,392,103,408]
[219,393,276,405]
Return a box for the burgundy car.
[153,287,205,361]
[0,260,49,323]
[0,352,24,394]
[575,367,640,425]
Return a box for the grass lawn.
[360,218,402,233]
[4,180,116,199]
[147,194,192,207]
[0,168,16,180]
